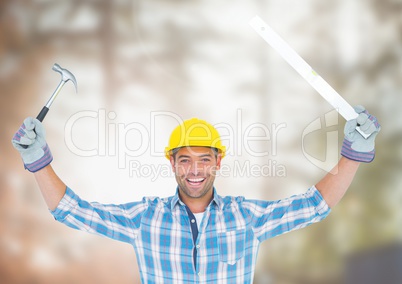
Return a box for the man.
[12,107,380,283]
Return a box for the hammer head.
[52,63,78,92]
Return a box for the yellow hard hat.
[165,118,226,159]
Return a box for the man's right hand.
[12,117,53,173]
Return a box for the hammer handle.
[36,106,49,122]
[20,107,49,149]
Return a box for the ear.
[215,154,222,170]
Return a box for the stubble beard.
[176,174,215,200]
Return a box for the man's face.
[170,147,222,201]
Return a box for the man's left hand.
[341,105,381,163]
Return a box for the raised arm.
[12,117,66,210]
[12,118,142,244]
[315,106,380,208]
[316,157,359,208]
[34,165,66,210]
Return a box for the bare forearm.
[315,157,360,208]
[34,165,67,211]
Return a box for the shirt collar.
[170,187,223,211]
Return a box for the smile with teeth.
[186,178,206,185]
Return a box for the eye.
[201,158,211,163]
[178,158,190,164]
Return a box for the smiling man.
[166,118,225,214]
[12,110,380,283]
[171,147,220,211]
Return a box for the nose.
[189,161,200,175]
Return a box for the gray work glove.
[341,106,381,163]
[12,117,53,172]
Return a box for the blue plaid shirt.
[51,186,330,283]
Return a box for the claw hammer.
[36,63,78,122]
[22,63,77,148]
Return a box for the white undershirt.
[193,212,205,230]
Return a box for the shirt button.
[196,245,200,249]
[191,219,195,223]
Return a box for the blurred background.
[1,0,402,283]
